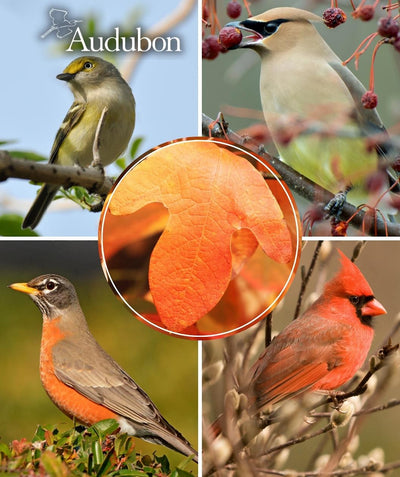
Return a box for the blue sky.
[0,0,198,236]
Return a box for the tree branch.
[120,0,196,81]
[202,113,400,237]
[0,150,113,196]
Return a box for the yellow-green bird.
[227,7,396,213]
[23,56,136,230]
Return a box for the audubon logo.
[42,8,182,53]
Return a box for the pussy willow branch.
[246,459,400,476]
[202,113,400,237]
[293,241,323,320]
[0,151,113,196]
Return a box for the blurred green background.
[0,240,198,470]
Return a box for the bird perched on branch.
[9,274,197,462]
[247,250,386,411]
[23,56,136,230]
[226,7,398,216]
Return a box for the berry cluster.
[202,1,245,60]
[343,2,399,109]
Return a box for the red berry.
[227,1,242,19]
[323,8,347,28]
[394,34,400,52]
[202,35,220,60]
[358,5,375,21]
[378,16,399,38]
[202,39,210,58]
[361,90,378,109]
[219,26,243,49]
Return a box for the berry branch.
[203,113,400,236]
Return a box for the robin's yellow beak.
[9,282,39,295]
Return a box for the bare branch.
[202,113,400,237]
[120,0,196,81]
[293,241,323,320]
[0,151,113,196]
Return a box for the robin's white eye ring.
[46,281,56,290]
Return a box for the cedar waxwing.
[227,7,397,214]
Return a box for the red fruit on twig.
[227,1,242,19]
[323,8,347,28]
[361,90,378,109]
[202,35,221,60]
[359,5,375,21]
[219,26,243,49]
[378,16,399,38]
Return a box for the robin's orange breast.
[40,318,117,426]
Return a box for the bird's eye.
[264,22,279,35]
[46,280,57,291]
[84,61,93,69]
[349,296,360,305]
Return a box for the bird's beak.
[362,298,387,317]
[226,21,264,49]
[9,282,39,295]
[56,72,75,82]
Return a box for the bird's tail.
[120,416,198,463]
[22,184,59,230]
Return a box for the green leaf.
[114,434,135,458]
[115,157,127,170]
[0,215,38,236]
[10,150,47,162]
[0,442,11,457]
[113,471,149,476]
[129,137,144,160]
[170,469,194,477]
[0,139,17,146]
[89,419,119,439]
[92,440,103,467]
[95,448,114,477]
[155,454,170,474]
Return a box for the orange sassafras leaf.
[109,141,292,332]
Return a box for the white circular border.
[99,137,302,340]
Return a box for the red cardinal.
[247,250,386,411]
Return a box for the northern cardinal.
[247,249,386,411]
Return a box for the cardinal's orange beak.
[362,298,386,317]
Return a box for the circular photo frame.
[98,137,302,339]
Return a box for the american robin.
[9,274,197,462]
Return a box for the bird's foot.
[89,160,105,175]
[324,186,352,219]
[257,144,266,154]
[87,197,105,212]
